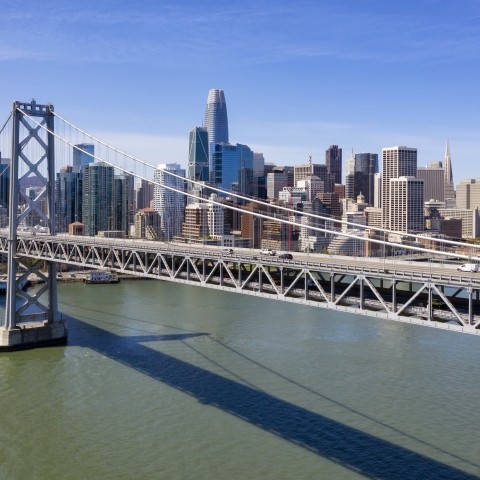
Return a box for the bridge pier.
[1,100,67,351]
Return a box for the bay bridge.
[1,100,479,350]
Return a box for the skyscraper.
[188,127,209,182]
[0,157,10,208]
[345,152,379,206]
[444,140,455,203]
[73,143,94,173]
[204,89,229,146]
[381,146,417,228]
[113,173,134,235]
[326,145,342,185]
[55,165,82,233]
[389,177,424,233]
[153,163,186,240]
[417,162,445,202]
[82,162,114,236]
[209,143,254,196]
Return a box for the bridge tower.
[0,100,67,350]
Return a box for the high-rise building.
[113,173,134,235]
[153,163,185,240]
[136,179,154,210]
[267,166,294,200]
[188,127,209,182]
[0,157,10,208]
[381,146,417,228]
[345,152,378,206]
[209,143,254,196]
[82,162,114,236]
[456,178,480,209]
[417,162,445,202]
[55,165,82,233]
[73,143,94,173]
[444,140,455,203]
[204,89,229,146]
[294,162,334,192]
[389,176,424,233]
[326,145,342,185]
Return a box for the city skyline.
[0,1,479,183]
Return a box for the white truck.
[457,263,480,272]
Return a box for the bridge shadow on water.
[66,314,479,480]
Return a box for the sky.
[0,0,479,183]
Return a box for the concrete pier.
[0,322,67,351]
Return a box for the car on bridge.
[222,248,234,254]
[278,253,293,260]
[260,249,276,256]
[457,263,480,272]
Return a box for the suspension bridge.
[0,100,479,350]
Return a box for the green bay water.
[1,279,480,480]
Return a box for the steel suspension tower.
[0,100,67,350]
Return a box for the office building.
[188,127,209,183]
[55,165,82,233]
[389,177,424,233]
[73,143,94,173]
[437,208,480,239]
[82,162,114,236]
[294,162,333,192]
[381,146,418,228]
[326,145,342,185]
[153,163,185,240]
[136,179,154,210]
[209,143,253,196]
[134,208,161,240]
[113,173,134,235]
[0,157,10,208]
[204,89,229,146]
[417,162,445,202]
[345,152,379,206]
[267,166,293,200]
[456,178,480,210]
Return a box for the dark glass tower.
[345,153,379,205]
[55,165,82,232]
[326,145,342,185]
[204,89,229,146]
[188,127,209,182]
[73,143,94,173]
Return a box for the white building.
[153,163,186,240]
[382,146,417,228]
[296,176,324,201]
[389,176,424,233]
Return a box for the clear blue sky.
[1,0,479,183]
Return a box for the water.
[1,279,480,479]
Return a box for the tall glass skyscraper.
[73,143,94,173]
[345,153,379,206]
[82,162,114,235]
[209,143,253,196]
[204,89,229,146]
[188,127,209,182]
[55,165,82,233]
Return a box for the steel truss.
[4,102,62,330]
[3,235,480,335]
